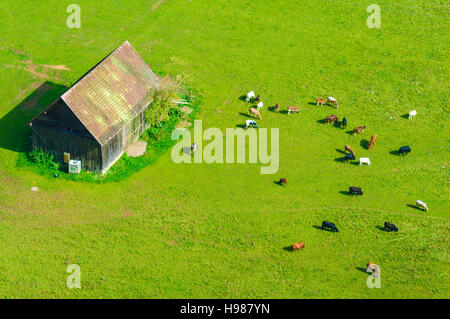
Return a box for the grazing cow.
[342,117,347,129]
[416,200,428,212]
[359,157,371,166]
[257,101,264,111]
[327,96,338,109]
[353,125,366,135]
[249,107,262,120]
[368,135,377,149]
[292,242,305,251]
[349,186,363,195]
[409,110,417,120]
[344,153,355,162]
[279,178,287,186]
[191,143,198,152]
[326,114,339,123]
[366,263,380,277]
[245,120,259,129]
[345,144,354,154]
[246,91,255,102]
[316,98,326,106]
[287,106,300,115]
[255,95,261,102]
[322,221,339,232]
[275,103,279,112]
[399,146,411,156]
[384,222,399,232]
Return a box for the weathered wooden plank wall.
[32,125,102,172]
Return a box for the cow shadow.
[406,204,422,211]
[376,226,388,232]
[345,130,355,136]
[0,81,68,154]
[236,124,247,129]
[278,110,289,115]
[238,95,248,102]
[356,267,368,274]
[274,180,286,186]
[283,246,294,252]
[360,139,370,150]
[313,225,337,233]
[339,190,351,196]
[238,112,253,118]
[389,150,400,156]
[268,106,279,112]
[307,102,319,106]
[335,149,346,154]
[401,113,410,119]
[183,147,192,155]
[317,119,327,124]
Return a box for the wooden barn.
[27,41,160,173]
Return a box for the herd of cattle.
[243,90,428,254]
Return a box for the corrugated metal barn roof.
[60,41,159,145]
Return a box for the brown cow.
[326,115,339,123]
[279,178,287,186]
[287,106,299,115]
[368,135,377,149]
[316,98,326,106]
[249,107,262,120]
[345,144,355,155]
[275,103,279,112]
[353,125,366,135]
[292,242,305,251]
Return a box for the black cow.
[344,153,355,162]
[384,222,399,232]
[399,146,411,156]
[342,117,347,129]
[322,221,339,232]
[349,186,363,196]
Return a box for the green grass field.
[0,0,448,298]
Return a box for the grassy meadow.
[0,0,448,298]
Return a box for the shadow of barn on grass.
[0,81,68,154]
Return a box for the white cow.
[416,200,428,212]
[359,157,371,165]
[327,96,339,109]
[246,91,256,102]
[257,101,263,111]
[245,120,259,129]
[409,110,417,120]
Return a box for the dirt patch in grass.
[122,211,135,218]
[41,65,71,71]
[177,120,191,128]
[5,48,70,81]
[152,0,166,11]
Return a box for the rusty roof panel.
[61,41,159,145]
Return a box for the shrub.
[28,149,60,171]
[145,76,180,128]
